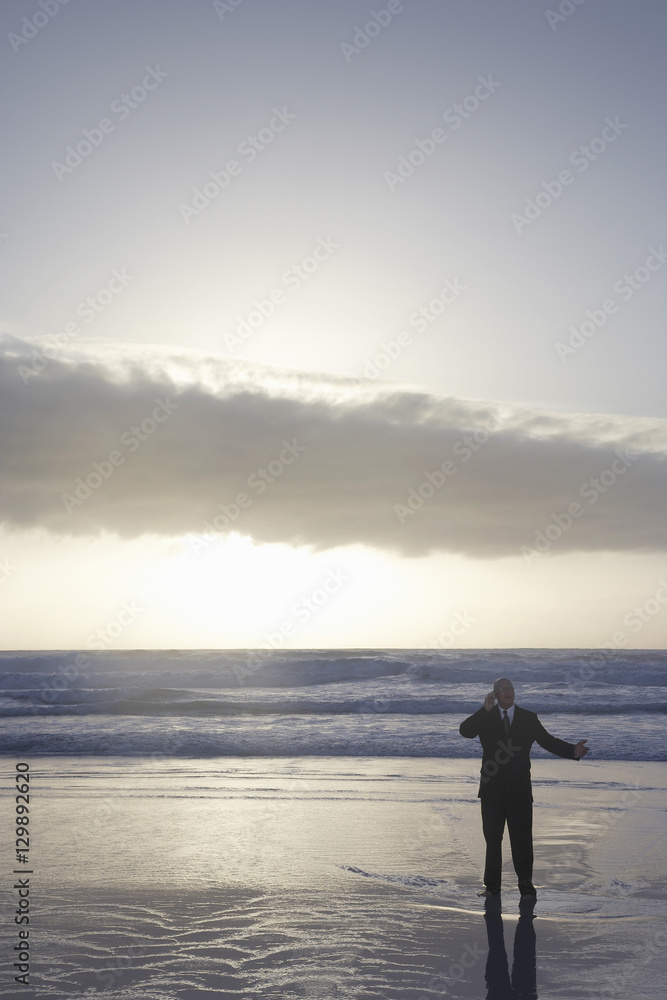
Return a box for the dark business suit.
[459,704,577,893]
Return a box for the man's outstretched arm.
[534,720,590,760]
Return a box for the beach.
[2,755,665,999]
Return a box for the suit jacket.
[459,704,577,802]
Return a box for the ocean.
[2,647,665,760]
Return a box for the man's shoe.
[520,890,537,902]
[478,888,500,897]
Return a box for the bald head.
[493,677,515,710]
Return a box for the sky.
[1,0,666,650]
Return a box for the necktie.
[503,710,510,735]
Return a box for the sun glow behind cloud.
[3,524,667,650]
[1,338,667,650]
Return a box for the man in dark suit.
[459,677,589,900]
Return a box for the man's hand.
[484,691,496,712]
[574,739,589,759]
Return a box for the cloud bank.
[1,337,666,558]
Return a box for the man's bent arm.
[459,706,489,738]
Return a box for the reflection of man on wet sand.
[459,677,589,900]
[484,904,538,1000]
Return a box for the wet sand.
[1,757,665,998]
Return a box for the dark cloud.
[1,337,666,558]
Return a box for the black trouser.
[481,796,534,892]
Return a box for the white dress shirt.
[499,704,515,726]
